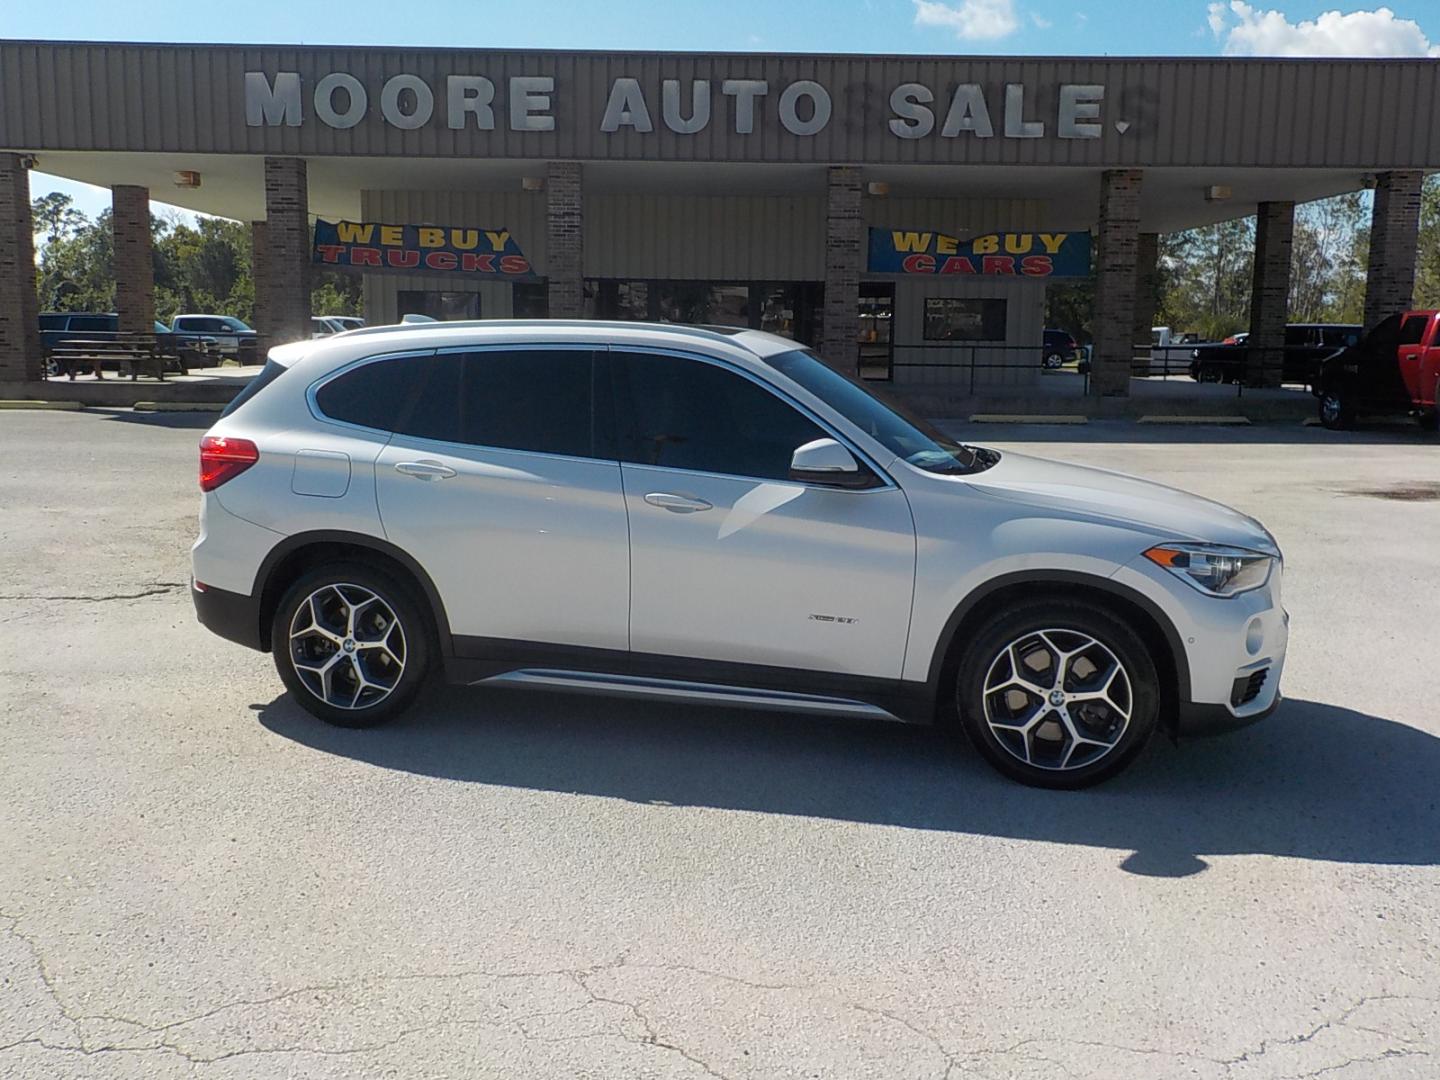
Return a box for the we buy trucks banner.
[867,228,1091,277]
[313,219,536,278]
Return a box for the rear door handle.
[643,492,713,513]
[394,460,457,481]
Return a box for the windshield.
[761,348,998,474]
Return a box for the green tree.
[1416,175,1440,310]
[34,205,114,312]
[1290,193,1367,323]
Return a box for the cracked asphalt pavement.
[2,409,1438,1079]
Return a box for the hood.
[964,451,1278,553]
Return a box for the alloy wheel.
[287,583,407,710]
[981,629,1133,771]
[1321,394,1342,425]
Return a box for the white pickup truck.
[1139,326,1203,376]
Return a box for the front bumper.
[1113,554,1288,737]
[192,580,265,651]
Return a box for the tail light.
[199,435,259,491]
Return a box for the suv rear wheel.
[956,601,1159,789]
[272,562,430,728]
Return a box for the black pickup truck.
[1189,323,1361,386]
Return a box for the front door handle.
[394,460,457,481]
[644,492,713,513]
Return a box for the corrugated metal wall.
[890,277,1045,390]
[863,196,1047,232]
[586,194,824,279]
[4,42,1439,169]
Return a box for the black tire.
[1419,410,1439,433]
[271,561,431,728]
[956,601,1159,790]
[1196,364,1221,384]
[1317,388,1354,430]
[1043,352,1064,370]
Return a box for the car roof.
[270,320,803,376]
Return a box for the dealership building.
[1,41,1437,396]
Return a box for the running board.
[474,668,904,721]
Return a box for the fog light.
[1245,618,1264,655]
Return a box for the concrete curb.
[1136,415,1252,425]
[133,401,227,412]
[0,399,83,410]
[969,414,1089,424]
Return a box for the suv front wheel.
[957,601,1159,789]
[272,563,430,728]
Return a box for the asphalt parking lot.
[2,409,1438,1079]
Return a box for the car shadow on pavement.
[258,689,1439,878]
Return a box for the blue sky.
[12,0,1440,217]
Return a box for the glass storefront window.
[397,290,481,320]
[581,280,823,346]
[923,298,1007,341]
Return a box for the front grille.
[1230,668,1269,708]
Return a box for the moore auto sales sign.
[245,71,1114,142]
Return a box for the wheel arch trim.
[252,530,454,655]
[923,569,1192,707]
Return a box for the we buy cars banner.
[313,219,536,278]
[867,227,1091,277]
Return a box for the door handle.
[394,460,457,481]
[644,492,713,513]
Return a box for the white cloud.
[913,0,1021,41]
[1030,11,1053,29]
[1207,2,1440,57]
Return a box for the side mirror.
[789,438,872,488]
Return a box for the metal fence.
[879,342,1086,394]
[867,341,1337,398]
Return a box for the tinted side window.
[39,314,65,331]
[1398,316,1427,346]
[455,349,599,458]
[616,351,826,480]
[70,315,116,332]
[315,355,432,432]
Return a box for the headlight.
[1143,543,1275,597]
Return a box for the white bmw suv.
[192,321,1286,788]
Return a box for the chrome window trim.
[305,347,439,439]
[304,336,896,488]
[309,342,616,466]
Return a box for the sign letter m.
[245,72,303,127]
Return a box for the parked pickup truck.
[1189,323,1361,387]
[1314,311,1440,431]
[39,312,216,377]
[1138,326,1202,376]
[170,314,259,363]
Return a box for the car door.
[612,348,916,680]
[1396,314,1430,404]
[370,346,630,652]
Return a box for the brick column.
[545,162,583,319]
[821,166,863,375]
[0,154,41,382]
[1090,169,1144,397]
[262,157,310,346]
[1364,170,1423,330]
[1247,201,1295,388]
[112,185,155,338]
[1131,231,1160,351]
[250,221,268,335]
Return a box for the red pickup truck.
[1314,310,1440,431]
